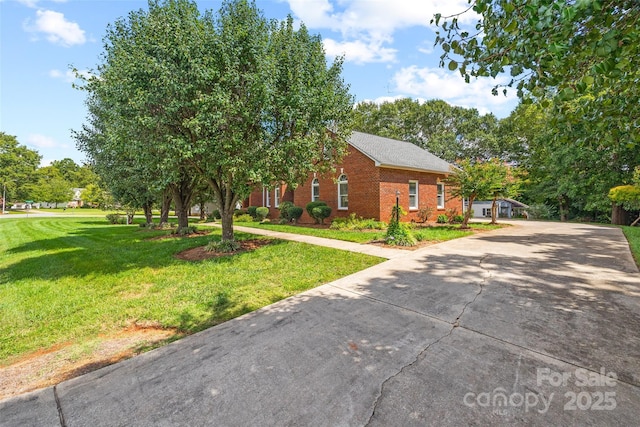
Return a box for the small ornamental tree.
[445,159,508,229]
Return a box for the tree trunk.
[200,203,206,220]
[631,215,640,227]
[171,187,191,232]
[220,207,235,241]
[461,195,475,229]
[558,195,569,222]
[143,202,154,224]
[611,203,628,225]
[490,195,498,225]
[160,189,172,225]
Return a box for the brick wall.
[292,145,381,223]
[246,144,463,224]
[378,169,462,222]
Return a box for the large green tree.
[0,132,41,203]
[353,98,500,163]
[434,1,640,219]
[76,0,352,241]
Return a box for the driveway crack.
[365,254,492,426]
[53,385,67,427]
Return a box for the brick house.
[246,131,463,223]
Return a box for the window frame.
[311,178,320,202]
[408,180,418,210]
[265,187,271,207]
[337,174,348,210]
[274,185,280,208]
[437,183,445,209]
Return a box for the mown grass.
[239,221,503,243]
[622,226,640,267]
[0,217,382,363]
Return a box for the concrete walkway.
[2,221,640,426]
[212,223,411,259]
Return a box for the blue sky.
[0,0,519,166]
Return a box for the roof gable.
[348,131,453,174]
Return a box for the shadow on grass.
[1,220,278,282]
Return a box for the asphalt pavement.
[2,220,639,426]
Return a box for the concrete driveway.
[2,221,640,426]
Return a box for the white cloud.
[17,0,67,8]
[323,38,396,64]
[392,66,519,116]
[285,0,476,63]
[24,9,86,47]
[26,134,58,149]
[49,68,91,83]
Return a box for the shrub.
[287,206,304,224]
[306,201,328,223]
[278,201,295,221]
[418,207,434,223]
[247,206,258,219]
[385,221,416,246]
[173,225,198,235]
[436,214,448,224]
[385,205,416,246]
[445,208,459,222]
[106,213,126,224]
[330,213,385,230]
[205,239,241,253]
[211,209,221,220]
[527,204,556,220]
[234,209,248,217]
[452,214,465,224]
[234,214,254,223]
[255,207,269,221]
[312,205,332,224]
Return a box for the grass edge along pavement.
[622,225,640,267]
[0,217,382,367]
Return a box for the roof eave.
[378,164,451,175]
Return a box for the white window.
[338,174,348,210]
[312,178,320,202]
[265,187,271,207]
[409,181,418,210]
[274,186,280,208]
[437,183,445,209]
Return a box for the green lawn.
[239,220,503,243]
[622,226,640,266]
[0,217,382,363]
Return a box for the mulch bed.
[175,239,273,261]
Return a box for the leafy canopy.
[433,1,639,150]
[75,0,353,241]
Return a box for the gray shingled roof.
[348,131,454,174]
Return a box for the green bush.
[234,209,248,217]
[527,204,556,220]
[312,205,332,224]
[211,209,221,220]
[278,201,294,221]
[106,213,126,224]
[306,201,328,223]
[452,214,465,224]
[288,206,304,224]
[330,213,385,230]
[234,214,254,223]
[385,221,416,246]
[255,207,269,221]
[205,239,241,253]
[436,214,448,224]
[173,225,198,235]
[247,206,258,219]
